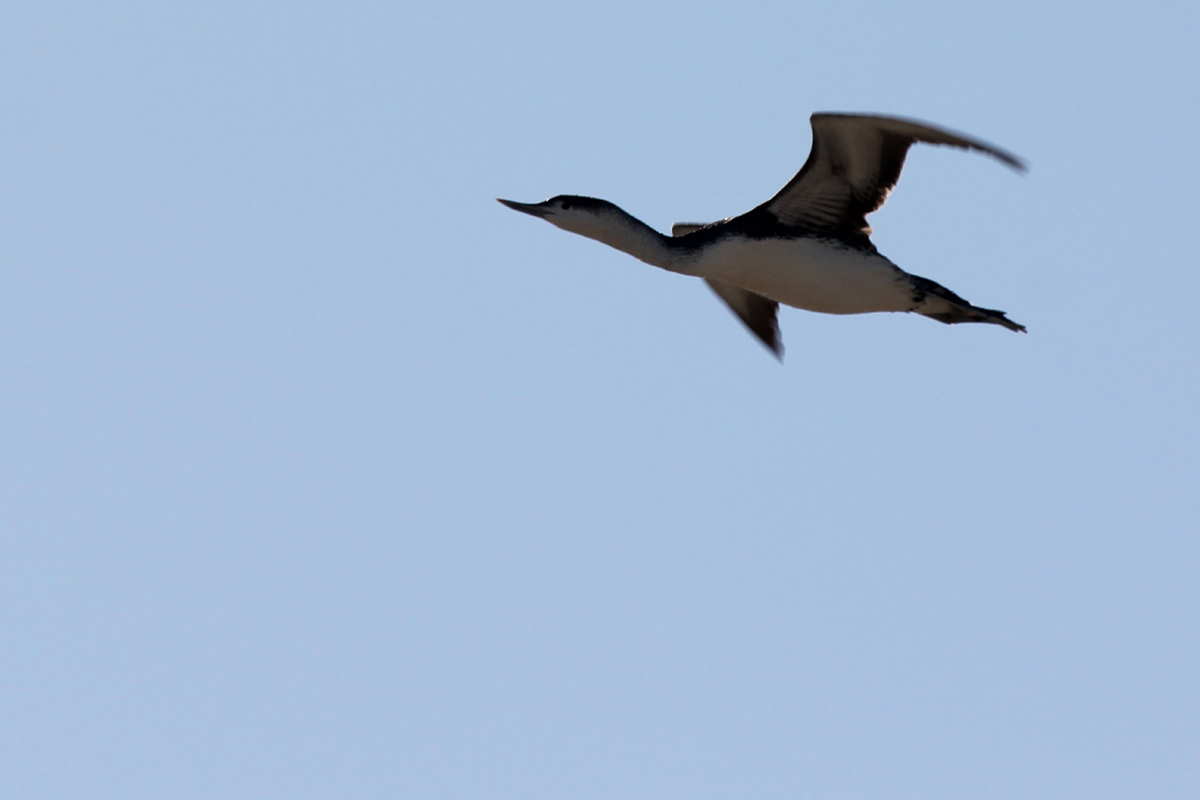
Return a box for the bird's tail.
[909,275,1026,333]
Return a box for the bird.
[498,113,1025,359]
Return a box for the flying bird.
[499,113,1025,359]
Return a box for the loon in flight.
[499,113,1025,359]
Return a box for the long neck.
[580,209,693,274]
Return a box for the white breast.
[691,237,914,315]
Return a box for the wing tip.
[992,149,1028,173]
[756,320,785,361]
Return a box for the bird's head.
[497,195,626,239]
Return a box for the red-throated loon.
[499,113,1026,359]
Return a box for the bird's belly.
[698,238,913,315]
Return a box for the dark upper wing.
[762,113,1025,236]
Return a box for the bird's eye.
[561,201,571,210]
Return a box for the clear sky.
[1,1,1198,798]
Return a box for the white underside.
[680,237,915,315]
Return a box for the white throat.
[556,210,685,273]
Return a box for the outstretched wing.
[762,113,1025,236]
[673,223,782,358]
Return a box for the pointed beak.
[497,198,552,218]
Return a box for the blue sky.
[1,2,1198,798]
